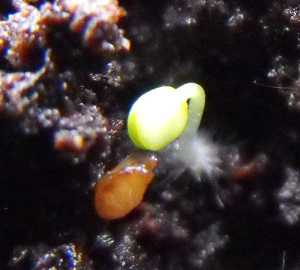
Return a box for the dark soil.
[1,0,300,269]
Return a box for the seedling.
[128,83,205,151]
[94,83,206,220]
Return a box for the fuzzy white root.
[175,132,221,179]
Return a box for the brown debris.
[0,0,130,68]
[0,0,128,158]
[0,69,42,116]
[58,0,130,53]
[54,105,109,158]
[228,153,270,182]
[0,0,46,68]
